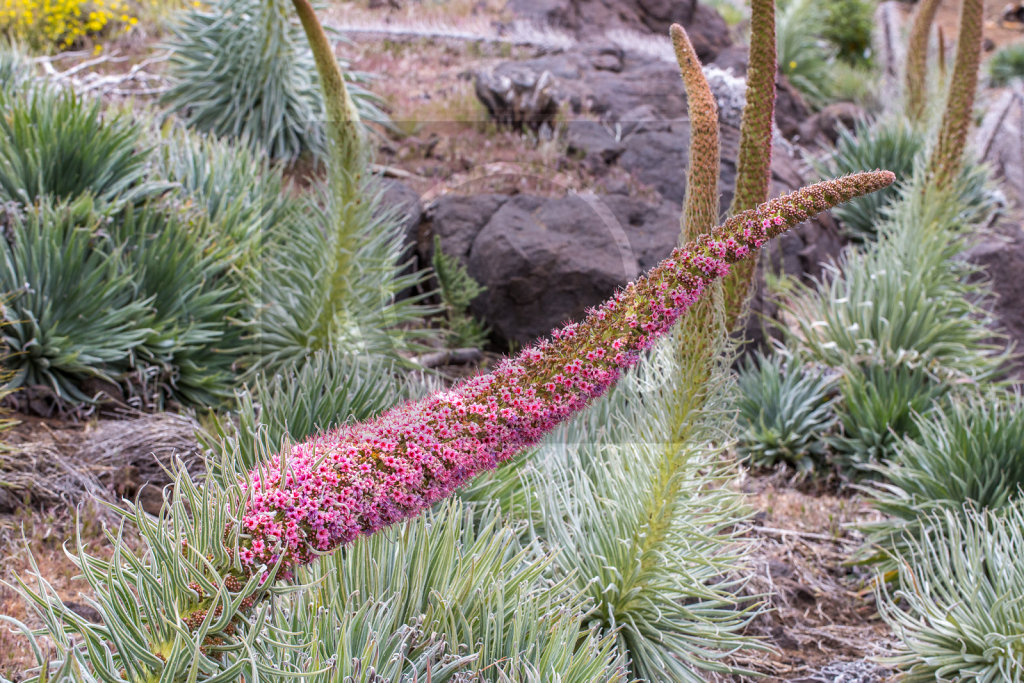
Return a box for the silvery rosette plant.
[0,1,895,679]
[877,501,1024,681]
[775,2,1020,678]
[162,0,389,162]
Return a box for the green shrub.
[201,349,405,473]
[734,352,837,475]
[0,198,152,403]
[826,61,882,111]
[787,228,1003,383]
[818,118,925,242]
[829,361,945,472]
[822,0,875,66]
[108,204,248,408]
[0,89,162,208]
[0,195,257,409]
[951,158,1004,229]
[431,235,489,348]
[987,42,1024,87]
[248,180,434,374]
[153,124,297,251]
[287,500,627,681]
[878,502,1024,681]
[864,394,1024,556]
[0,44,30,92]
[776,0,833,107]
[161,0,389,162]
[790,156,1005,476]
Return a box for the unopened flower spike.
[723,0,777,328]
[905,0,942,123]
[671,22,720,240]
[290,0,367,197]
[929,0,983,190]
[671,22,725,397]
[236,171,896,575]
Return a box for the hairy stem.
[928,0,983,190]
[671,22,725,401]
[723,0,777,329]
[906,0,942,123]
[672,23,720,240]
[290,0,367,195]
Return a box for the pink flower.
[236,173,895,574]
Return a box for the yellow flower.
[789,60,797,70]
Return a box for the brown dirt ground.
[728,471,896,681]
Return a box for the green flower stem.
[291,0,376,321]
[290,0,367,195]
[723,0,776,329]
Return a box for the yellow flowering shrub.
[0,0,141,51]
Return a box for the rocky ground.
[2,0,1024,679]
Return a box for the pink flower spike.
[235,172,895,574]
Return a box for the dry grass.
[0,412,198,679]
[0,499,128,679]
[725,469,896,682]
[0,412,201,515]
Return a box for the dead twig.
[34,49,172,98]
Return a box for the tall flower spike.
[723,0,777,328]
[905,0,942,123]
[929,0,983,190]
[291,0,367,198]
[671,22,724,401]
[672,23,720,240]
[236,172,895,575]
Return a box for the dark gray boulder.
[419,136,842,347]
[466,194,680,342]
[422,193,509,260]
[427,39,842,347]
[617,122,689,203]
[378,178,424,250]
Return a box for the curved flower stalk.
[929,0,983,190]
[905,0,942,123]
[3,175,893,681]
[723,0,777,328]
[236,172,895,574]
[671,22,726,403]
[290,0,367,198]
